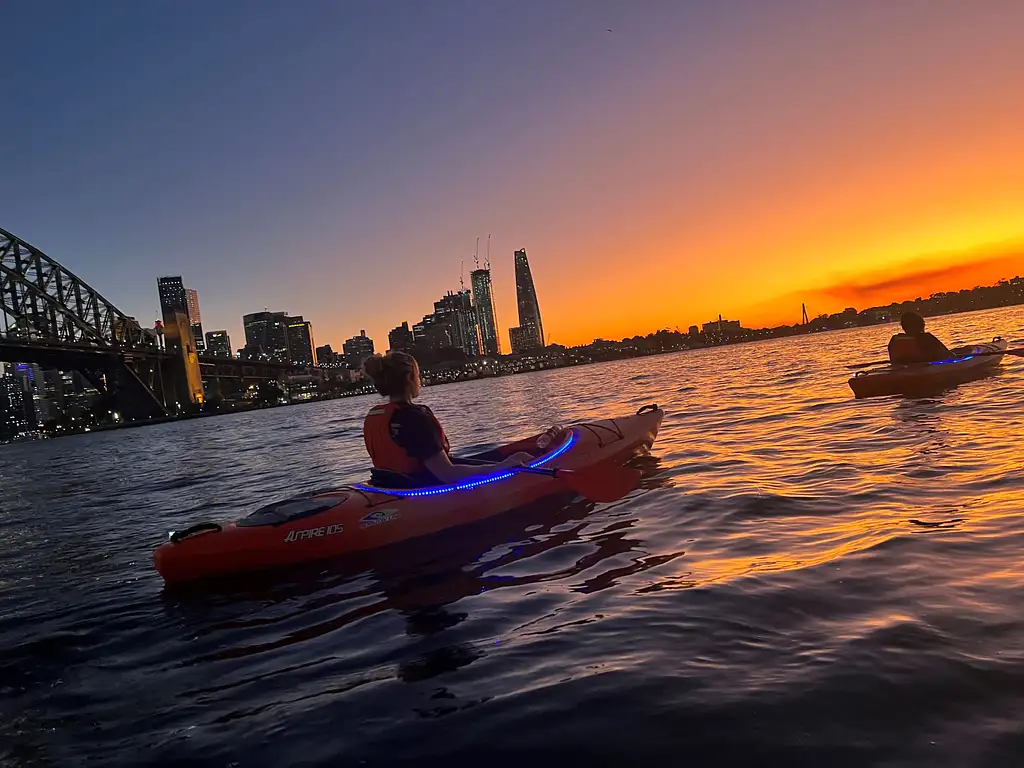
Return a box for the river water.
[2,306,1023,767]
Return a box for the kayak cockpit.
[351,427,580,497]
[236,496,348,527]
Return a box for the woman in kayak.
[888,311,951,364]
[362,351,538,487]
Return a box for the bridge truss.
[0,227,154,347]
[0,226,171,419]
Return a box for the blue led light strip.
[352,430,579,498]
[928,354,975,366]
[528,430,576,468]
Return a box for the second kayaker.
[887,311,952,364]
[361,351,540,487]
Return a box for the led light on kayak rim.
[929,354,975,366]
[351,430,579,498]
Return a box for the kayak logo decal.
[284,524,344,543]
[360,508,400,529]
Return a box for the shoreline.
[4,304,1020,444]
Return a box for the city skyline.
[149,238,1024,364]
[2,267,1022,442]
[3,3,1024,352]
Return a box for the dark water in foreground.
[3,307,1024,767]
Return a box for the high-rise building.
[413,314,453,354]
[513,249,545,350]
[158,276,187,317]
[158,277,205,356]
[243,311,290,362]
[205,330,233,358]
[11,363,52,424]
[186,288,204,352]
[388,322,415,353]
[432,290,481,356]
[343,330,375,369]
[509,326,531,355]
[315,344,340,367]
[0,373,35,441]
[286,316,316,366]
[470,268,500,356]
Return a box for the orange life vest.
[363,402,451,477]
[888,334,921,364]
[888,333,946,364]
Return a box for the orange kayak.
[154,405,665,585]
[849,338,1007,399]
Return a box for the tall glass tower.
[470,268,500,356]
[513,249,544,349]
[185,288,204,352]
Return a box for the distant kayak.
[154,405,665,585]
[849,338,1007,399]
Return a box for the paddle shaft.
[512,465,572,478]
[847,347,1023,371]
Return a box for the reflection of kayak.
[849,338,1007,399]
[154,405,665,585]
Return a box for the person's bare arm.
[423,450,535,484]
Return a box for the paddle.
[846,347,1024,371]
[512,462,642,503]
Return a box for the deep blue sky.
[4,1,1023,347]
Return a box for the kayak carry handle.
[637,403,660,415]
[170,522,222,543]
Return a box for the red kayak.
[154,405,665,585]
[849,338,1007,399]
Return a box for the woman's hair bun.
[362,353,385,380]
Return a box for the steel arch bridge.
[2,226,297,426]
[0,227,155,348]
[0,226,172,419]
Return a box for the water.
[2,307,1024,767]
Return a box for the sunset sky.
[2,1,1024,349]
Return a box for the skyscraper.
[243,311,290,361]
[513,248,545,350]
[286,316,316,366]
[11,363,52,424]
[433,290,481,356]
[508,326,531,356]
[158,277,204,356]
[470,268,500,356]
[343,330,375,369]
[412,315,453,354]
[186,288,204,352]
[0,373,35,441]
[205,330,233,358]
[388,322,415,353]
[158,276,187,317]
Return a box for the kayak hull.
[849,339,1006,399]
[154,406,664,585]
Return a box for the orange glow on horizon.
[300,3,1024,352]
